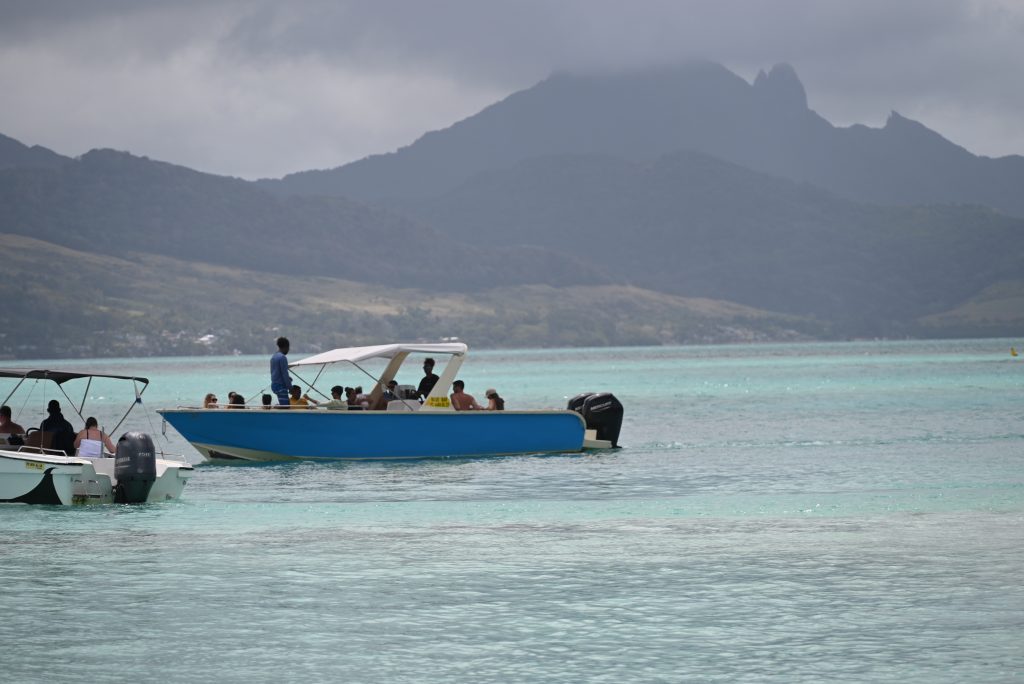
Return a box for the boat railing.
[5,442,190,466]
[155,450,193,466]
[187,404,369,411]
[8,444,75,458]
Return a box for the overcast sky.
[1,0,1021,179]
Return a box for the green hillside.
[0,234,820,359]
[915,280,1024,338]
[397,151,1024,333]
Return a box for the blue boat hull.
[158,409,588,461]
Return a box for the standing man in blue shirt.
[270,337,291,406]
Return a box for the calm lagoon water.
[2,339,1023,682]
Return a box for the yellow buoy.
[1013,347,1019,357]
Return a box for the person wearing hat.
[485,388,505,411]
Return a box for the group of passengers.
[449,380,504,411]
[419,357,503,410]
[0,401,118,456]
[203,392,246,408]
[199,337,505,412]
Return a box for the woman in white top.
[74,416,117,457]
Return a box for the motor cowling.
[567,393,595,414]
[567,393,623,447]
[114,432,157,504]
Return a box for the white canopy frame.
[290,343,469,411]
[0,369,149,436]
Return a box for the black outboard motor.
[582,393,624,447]
[567,393,595,415]
[567,393,624,447]
[114,432,158,504]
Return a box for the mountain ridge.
[261,61,1024,218]
[393,148,1024,329]
[2,59,1023,354]
[0,147,610,291]
[0,132,69,171]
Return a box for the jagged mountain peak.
[753,62,807,110]
[261,60,1024,217]
[880,110,972,158]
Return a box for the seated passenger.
[289,385,319,407]
[353,386,370,409]
[227,393,246,409]
[74,417,117,457]
[41,399,76,455]
[369,380,400,411]
[0,404,25,436]
[485,389,505,411]
[203,393,219,408]
[417,358,439,400]
[323,385,348,410]
[450,380,482,411]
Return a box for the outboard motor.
[567,393,595,415]
[582,393,624,448]
[114,432,158,504]
[567,393,624,447]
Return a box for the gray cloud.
[0,0,1020,178]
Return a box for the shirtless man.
[450,380,481,411]
[0,405,25,436]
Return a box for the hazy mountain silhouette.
[4,49,1024,351]
[0,132,68,171]
[264,62,1024,218]
[0,147,608,291]
[396,150,1024,329]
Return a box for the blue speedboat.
[158,343,622,462]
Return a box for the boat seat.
[53,430,76,456]
[386,399,420,412]
[23,430,54,450]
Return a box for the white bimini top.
[291,343,467,368]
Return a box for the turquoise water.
[2,339,1023,682]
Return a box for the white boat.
[0,369,194,505]
[159,342,623,462]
